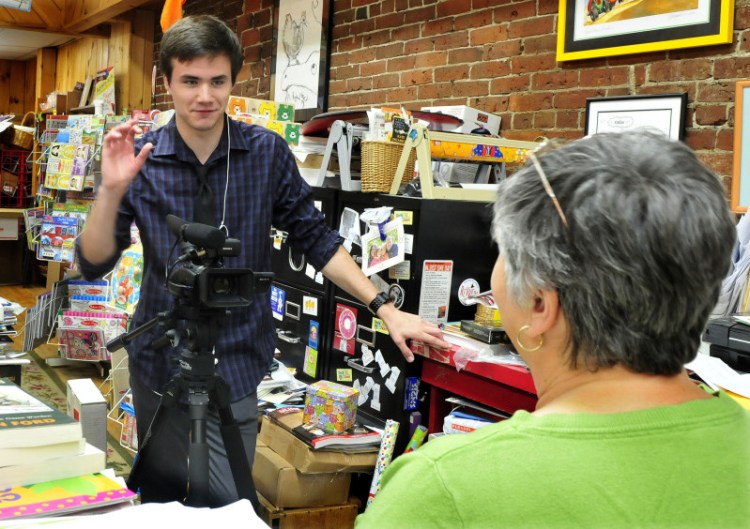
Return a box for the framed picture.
[557,0,734,62]
[584,93,688,141]
[732,81,750,214]
[271,0,332,122]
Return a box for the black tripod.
[108,303,258,510]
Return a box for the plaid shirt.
[77,117,342,401]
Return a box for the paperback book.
[0,471,136,520]
[0,442,105,489]
[0,377,83,448]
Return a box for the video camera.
[166,215,272,309]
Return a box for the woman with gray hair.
[356,131,750,528]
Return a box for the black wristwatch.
[368,292,392,315]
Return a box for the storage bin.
[360,140,416,193]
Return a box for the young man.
[77,15,447,509]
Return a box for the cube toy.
[303,381,359,434]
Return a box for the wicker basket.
[10,112,35,150]
[360,140,416,193]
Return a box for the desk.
[412,343,537,433]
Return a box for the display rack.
[388,122,541,201]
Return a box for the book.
[0,471,136,520]
[66,378,107,453]
[0,441,106,489]
[291,422,381,451]
[0,438,85,467]
[459,319,510,344]
[0,378,82,448]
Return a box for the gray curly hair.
[492,131,736,375]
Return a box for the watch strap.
[368,292,391,315]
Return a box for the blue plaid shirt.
[77,116,342,401]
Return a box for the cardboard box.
[66,378,107,452]
[253,441,351,508]
[421,105,502,135]
[259,415,377,473]
[303,380,359,434]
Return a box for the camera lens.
[212,277,233,295]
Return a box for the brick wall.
[162,0,750,188]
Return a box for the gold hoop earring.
[516,325,543,352]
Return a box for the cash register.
[702,316,750,371]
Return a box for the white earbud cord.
[219,113,231,237]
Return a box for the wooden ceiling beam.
[61,0,157,34]
[0,0,156,35]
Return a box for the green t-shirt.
[355,392,750,529]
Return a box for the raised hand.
[100,119,153,194]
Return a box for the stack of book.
[0,377,107,489]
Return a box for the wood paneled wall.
[0,8,154,117]
[0,59,37,121]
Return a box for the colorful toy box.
[303,380,359,434]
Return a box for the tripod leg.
[127,377,185,498]
[186,390,210,506]
[211,377,260,513]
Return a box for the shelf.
[412,342,537,433]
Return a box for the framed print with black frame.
[732,81,750,214]
[584,93,688,141]
[270,0,332,123]
[557,0,734,62]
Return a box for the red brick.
[434,32,470,51]
[388,55,418,72]
[361,60,387,77]
[648,59,712,82]
[404,6,436,24]
[423,18,454,37]
[471,26,510,46]
[405,37,435,55]
[448,47,484,64]
[510,92,553,112]
[490,74,531,94]
[415,51,448,68]
[401,69,433,85]
[455,10,493,31]
[436,0,467,17]
[532,71,579,91]
[511,53,557,74]
[377,43,406,60]
[472,60,511,79]
[695,104,729,127]
[373,73,401,88]
[684,128,718,151]
[492,0,537,21]
[435,64,469,82]
[579,67,628,88]
[697,82,735,103]
[376,12,405,29]
[508,15,554,38]
[484,39,523,59]
[715,57,750,79]
[523,34,557,54]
